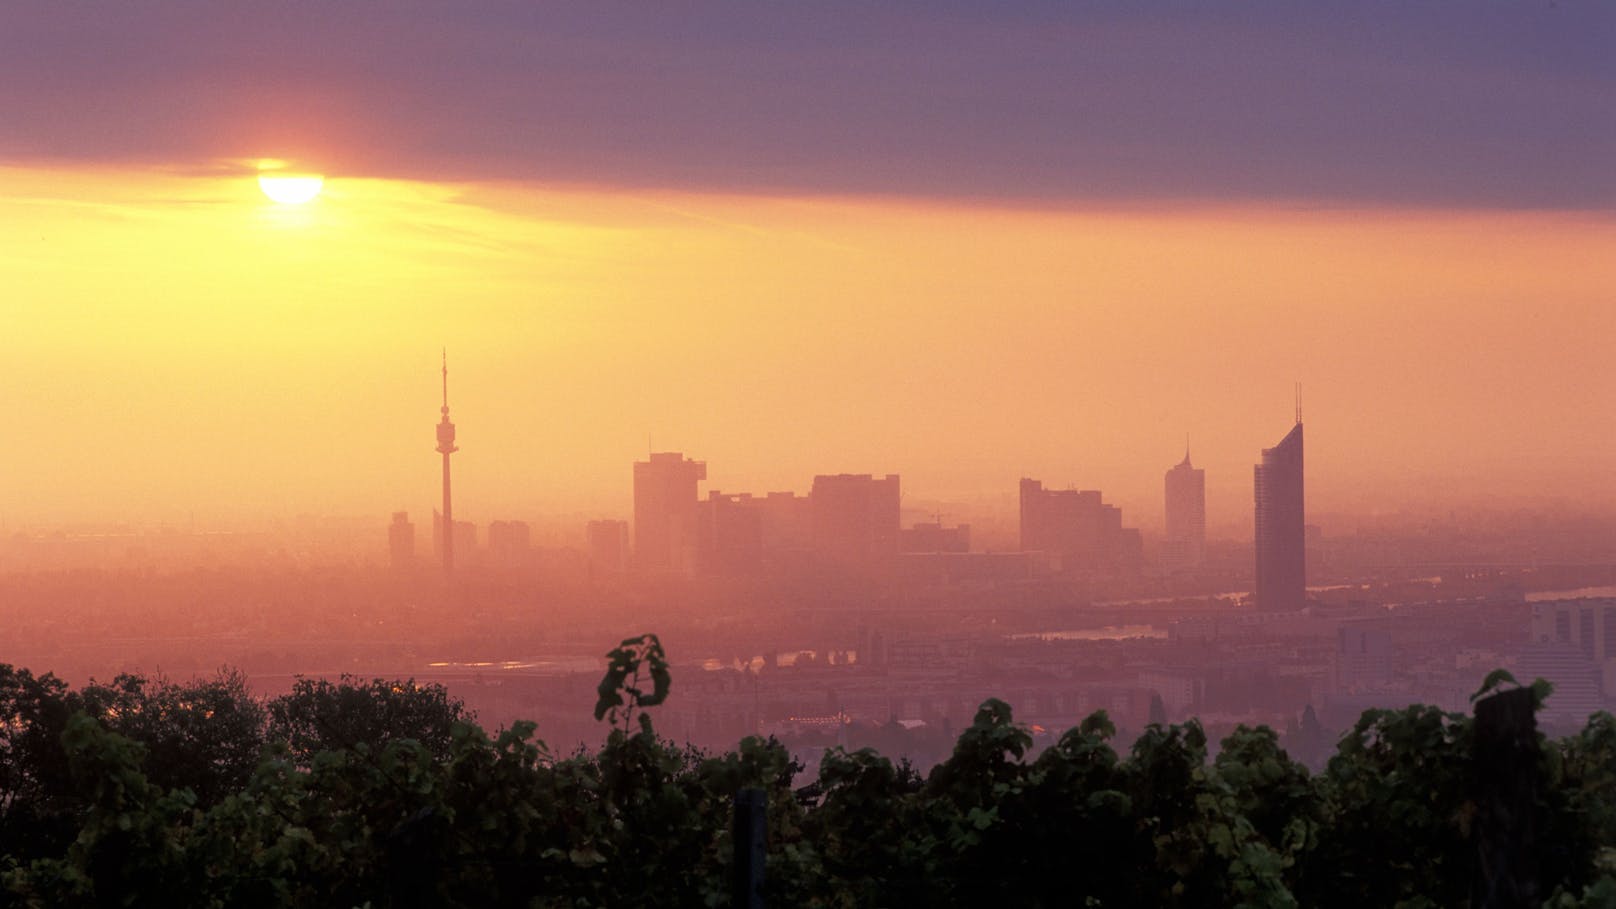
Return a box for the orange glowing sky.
[3,6,1613,536]
[3,161,1613,534]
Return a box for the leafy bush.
[2,645,1613,907]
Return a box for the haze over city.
[2,6,1615,903]
[4,4,1613,531]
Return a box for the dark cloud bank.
[2,2,1611,208]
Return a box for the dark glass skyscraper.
[1254,421,1305,610]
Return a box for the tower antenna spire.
[441,348,449,413]
[1294,382,1302,424]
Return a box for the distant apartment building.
[698,492,766,574]
[1018,479,1141,572]
[1518,644,1605,729]
[388,512,415,570]
[810,473,901,568]
[758,491,812,553]
[1531,597,1616,664]
[1163,447,1206,572]
[633,452,707,574]
[1254,420,1305,610]
[586,519,629,573]
[690,490,816,576]
[900,521,971,553]
[1525,597,1616,723]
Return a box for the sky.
[2,4,1613,534]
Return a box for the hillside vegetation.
[1,636,1612,907]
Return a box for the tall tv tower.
[436,349,459,574]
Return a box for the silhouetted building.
[486,520,531,565]
[1019,479,1141,572]
[1518,642,1605,728]
[1254,420,1305,610]
[633,452,706,574]
[759,492,813,553]
[1163,444,1205,572]
[1530,597,1616,700]
[900,521,971,553]
[698,492,766,575]
[435,352,459,573]
[587,519,629,573]
[388,512,415,570]
[810,474,900,568]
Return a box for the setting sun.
[2,5,1615,902]
[257,172,324,204]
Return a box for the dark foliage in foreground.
[1,640,1613,907]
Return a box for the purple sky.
[2,3,1612,207]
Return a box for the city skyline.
[2,214,1608,530]
[3,8,1614,900]
[411,372,1294,563]
[3,6,1613,530]
[4,377,1609,542]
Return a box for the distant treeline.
[0,635,1612,907]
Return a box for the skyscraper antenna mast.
[1295,382,1302,424]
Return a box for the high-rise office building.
[633,452,707,573]
[810,474,900,567]
[1254,418,1305,610]
[388,512,415,570]
[1163,443,1206,571]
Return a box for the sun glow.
[257,173,324,205]
[3,161,1614,523]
